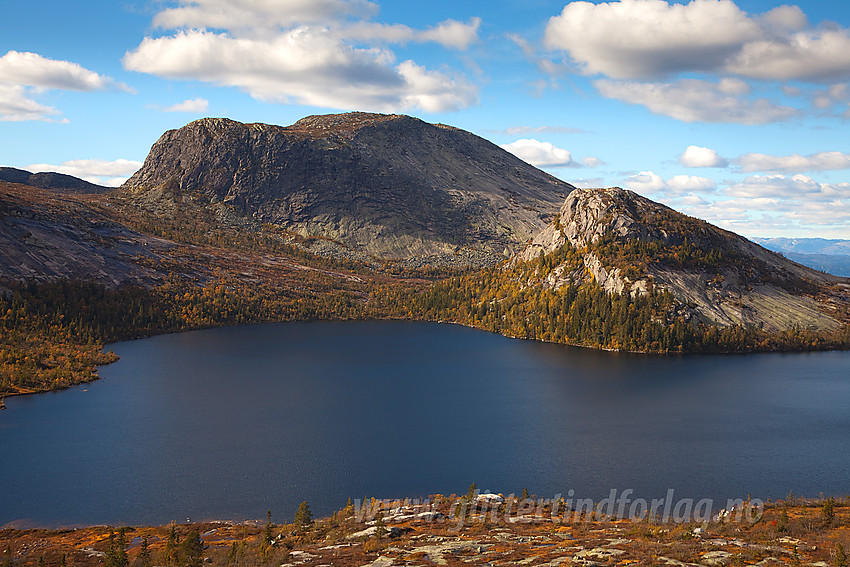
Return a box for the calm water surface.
[1,320,849,526]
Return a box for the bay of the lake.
[1,320,849,527]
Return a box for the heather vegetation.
[0,495,849,567]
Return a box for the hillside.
[0,167,109,194]
[384,187,850,352]
[0,182,167,286]
[0,180,406,398]
[3,116,850,397]
[0,496,848,567]
[518,187,850,332]
[120,113,572,263]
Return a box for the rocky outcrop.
[517,187,658,295]
[517,187,850,331]
[121,113,573,261]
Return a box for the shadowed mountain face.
[0,167,109,194]
[121,113,573,260]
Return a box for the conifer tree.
[294,501,313,528]
[261,510,274,556]
[165,525,180,567]
[226,542,238,567]
[836,544,848,567]
[138,537,151,567]
[180,531,203,567]
[823,497,836,526]
[778,509,789,533]
[374,512,386,540]
[117,528,129,567]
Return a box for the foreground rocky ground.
[2,495,848,567]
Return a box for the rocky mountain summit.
[121,113,572,262]
[518,187,850,332]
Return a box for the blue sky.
[1,0,849,238]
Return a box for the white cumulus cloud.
[667,174,717,192]
[581,156,606,168]
[153,0,379,33]
[0,51,130,122]
[537,0,850,126]
[624,171,666,193]
[125,0,480,113]
[343,18,480,50]
[724,174,850,199]
[679,145,729,168]
[27,159,144,187]
[544,0,760,80]
[677,175,850,236]
[738,151,850,173]
[543,0,850,83]
[595,78,799,124]
[500,138,578,168]
[0,84,60,122]
[161,98,210,113]
[0,51,129,92]
[726,29,850,82]
[625,170,715,195]
[418,18,481,50]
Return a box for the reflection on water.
[1,320,849,526]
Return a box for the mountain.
[516,187,849,332]
[2,115,850,398]
[0,167,109,194]
[397,186,849,353]
[772,253,850,278]
[120,113,572,262]
[752,237,850,277]
[753,237,850,256]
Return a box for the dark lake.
[1,320,849,527]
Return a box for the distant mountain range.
[753,237,850,256]
[0,167,109,194]
[753,237,850,277]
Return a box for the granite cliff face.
[518,187,850,332]
[121,113,573,261]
